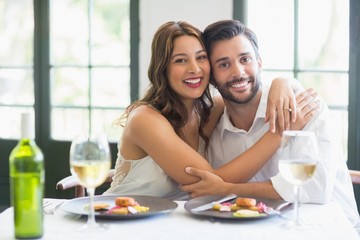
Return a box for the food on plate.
[211,197,269,217]
[233,209,264,217]
[93,203,110,211]
[110,196,150,215]
[109,204,150,215]
[235,197,256,207]
[110,206,129,215]
[115,196,137,207]
[85,196,150,215]
[133,205,150,213]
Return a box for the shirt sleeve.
[271,100,336,204]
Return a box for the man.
[181,20,360,228]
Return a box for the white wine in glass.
[278,130,319,229]
[70,133,111,231]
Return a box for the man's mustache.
[225,77,253,88]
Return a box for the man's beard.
[215,75,261,104]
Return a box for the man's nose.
[232,62,245,78]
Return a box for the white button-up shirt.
[208,82,360,227]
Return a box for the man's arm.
[181,167,282,199]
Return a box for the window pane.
[0,0,34,139]
[261,71,295,83]
[51,68,89,106]
[298,73,348,106]
[0,0,33,66]
[247,0,294,69]
[0,69,34,105]
[91,109,124,143]
[51,0,88,65]
[248,0,349,162]
[0,108,33,139]
[51,108,124,142]
[51,108,89,140]
[92,0,130,65]
[92,68,130,108]
[50,0,131,141]
[298,0,349,70]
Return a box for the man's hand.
[180,167,227,198]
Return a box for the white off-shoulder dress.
[103,140,205,201]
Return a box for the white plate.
[61,194,178,220]
[185,195,290,220]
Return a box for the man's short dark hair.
[203,19,260,60]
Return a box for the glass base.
[77,222,109,233]
[281,219,313,230]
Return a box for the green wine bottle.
[9,112,44,239]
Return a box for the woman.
[104,21,317,200]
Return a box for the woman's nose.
[188,60,201,73]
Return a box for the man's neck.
[225,90,262,132]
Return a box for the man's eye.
[241,57,252,63]
[219,62,229,68]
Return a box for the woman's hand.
[265,78,297,134]
[180,167,227,198]
[290,88,320,130]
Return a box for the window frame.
[0,0,139,206]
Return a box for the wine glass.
[278,130,319,229]
[69,133,111,231]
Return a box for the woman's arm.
[125,104,280,185]
[125,90,318,186]
[181,167,282,199]
[181,89,320,197]
[213,88,319,183]
[123,106,214,185]
[265,77,304,133]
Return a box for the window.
[0,0,132,142]
[0,0,34,138]
[0,0,136,203]
[246,0,349,160]
[50,0,130,142]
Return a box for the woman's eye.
[198,55,208,60]
[174,58,186,63]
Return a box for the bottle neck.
[21,112,35,140]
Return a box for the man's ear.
[257,56,263,71]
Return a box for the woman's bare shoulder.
[126,105,171,131]
[128,105,161,118]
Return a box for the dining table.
[0,197,359,240]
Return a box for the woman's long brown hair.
[119,21,213,149]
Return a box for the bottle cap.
[21,112,35,139]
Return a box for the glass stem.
[87,187,96,226]
[293,185,300,225]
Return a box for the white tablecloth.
[1,199,359,240]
